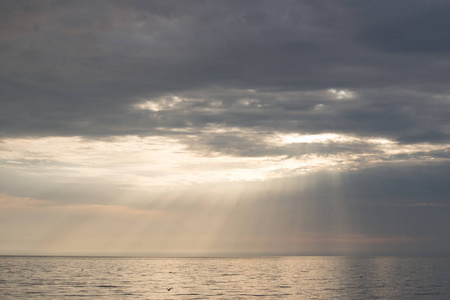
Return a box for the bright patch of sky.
[1,134,447,191]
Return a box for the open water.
[0,256,449,299]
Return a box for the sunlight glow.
[0,133,448,191]
[1,132,448,256]
[276,133,358,144]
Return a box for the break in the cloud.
[0,0,449,256]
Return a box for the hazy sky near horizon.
[1,0,450,256]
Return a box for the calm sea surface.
[0,256,449,299]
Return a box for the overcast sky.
[1,0,449,256]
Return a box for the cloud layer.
[2,0,449,143]
[1,0,450,255]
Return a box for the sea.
[0,256,449,299]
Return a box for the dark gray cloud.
[359,0,450,55]
[1,0,449,145]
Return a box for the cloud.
[360,0,450,55]
[1,1,450,255]
[0,1,448,144]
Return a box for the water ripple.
[0,256,449,299]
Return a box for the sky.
[1,0,449,256]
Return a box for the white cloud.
[328,88,355,99]
[314,103,325,110]
[134,95,187,112]
[275,133,358,144]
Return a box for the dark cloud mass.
[1,0,449,144]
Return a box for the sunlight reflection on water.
[0,256,449,299]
